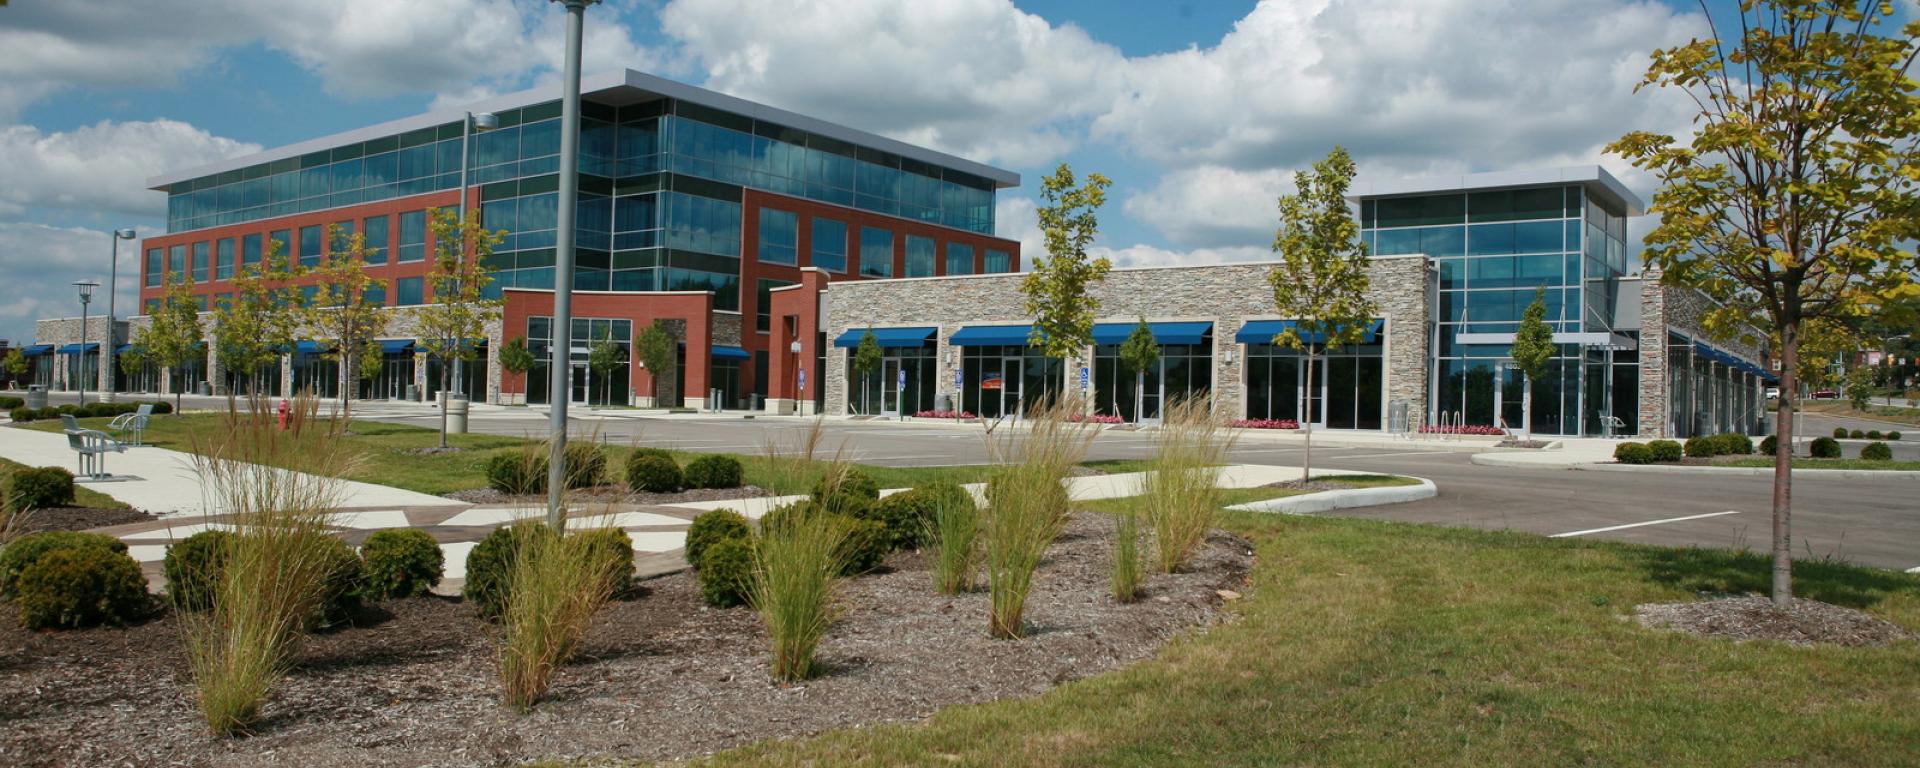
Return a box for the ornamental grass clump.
[182,395,362,736]
[925,484,981,595]
[982,397,1097,639]
[751,492,851,682]
[497,516,629,712]
[1142,397,1232,574]
[1111,502,1143,603]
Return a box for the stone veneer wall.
[1636,269,1768,438]
[820,255,1431,426]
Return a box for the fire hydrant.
[277,398,290,430]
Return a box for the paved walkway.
[0,424,457,517]
[1469,438,1628,468]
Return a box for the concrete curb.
[1572,463,1920,480]
[1225,476,1438,515]
[1469,451,1609,469]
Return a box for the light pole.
[790,339,802,415]
[453,111,498,401]
[74,280,100,404]
[545,0,599,530]
[101,228,137,403]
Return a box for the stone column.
[1638,274,1669,438]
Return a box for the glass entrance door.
[1299,358,1326,429]
[1000,357,1024,418]
[1498,362,1526,432]
[570,362,589,405]
[880,358,902,416]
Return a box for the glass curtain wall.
[1245,343,1385,429]
[959,345,1063,419]
[1092,343,1213,421]
[846,345,937,416]
[523,316,630,406]
[220,361,282,399]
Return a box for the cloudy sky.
[1,0,1897,343]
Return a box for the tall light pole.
[101,228,137,403]
[453,111,498,401]
[545,0,598,530]
[74,280,99,404]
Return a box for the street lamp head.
[789,340,802,354]
[472,112,499,132]
[113,228,137,240]
[73,280,99,304]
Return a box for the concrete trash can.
[405,384,418,402]
[934,393,953,413]
[198,381,212,396]
[25,385,47,409]
[446,394,470,434]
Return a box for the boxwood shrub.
[463,522,555,619]
[838,516,889,576]
[698,537,755,607]
[162,529,234,612]
[1867,429,1884,440]
[1849,429,1866,439]
[1613,442,1654,465]
[811,468,880,516]
[686,509,751,569]
[1891,430,1904,440]
[684,454,744,489]
[1759,435,1778,456]
[15,545,150,629]
[1714,433,1754,456]
[570,526,636,597]
[484,451,547,495]
[1810,437,1842,459]
[358,528,444,601]
[1861,441,1894,461]
[0,530,126,598]
[4,466,74,512]
[1646,440,1684,463]
[626,453,685,493]
[1833,427,1849,439]
[310,536,365,629]
[1683,436,1717,458]
[0,396,22,410]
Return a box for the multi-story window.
[905,235,935,278]
[757,278,796,333]
[859,226,893,278]
[144,248,163,287]
[241,234,262,268]
[945,242,974,276]
[395,276,425,306]
[398,211,426,262]
[331,220,356,258]
[363,284,387,306]
[191,241,210,282]
[215,239,235,280]
[364,215,389,264]
[269,229,292,267]
[168,245,186,283]
[985,248,1011,274]
[299,225,322,267]
[758,208,798,265]
[811,218,847,272]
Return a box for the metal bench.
[107,404,153,446]
[61,414,127,479]
[1595,412,1627,438]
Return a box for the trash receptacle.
[198,381,212,396]
[405,384,418,402]
[934,393,953,413]
[446,394,469,434]
[25,385,47,409]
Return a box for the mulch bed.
[1635,596,1917,647]
[1266,479,1359,493]
[0,511,1252,767]
[444,484,772,506]
[1495,439,1553,449]
[11,506,157,533]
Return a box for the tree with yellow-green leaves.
[414,208,505,448]
[213,236,301,398]
[298,224,388,423]
[1609,0,1920,606]
[1268,146,1377,483]
[134,273,206,413]
[1020,163,1112,413]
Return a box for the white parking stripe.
[1550,511,1741,538]
[1907,566,1920,574]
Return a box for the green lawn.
[1721,457,1920,471]
[670,513,1920,768]
[0,457,129,510]
[1797,400,1920,428]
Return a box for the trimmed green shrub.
[358,529,444,600]
[1867,429,1884,440]
[863,482,971,551]
[1849,429,1866,440]
[1834,427,1849,439]
[758,500,818,535]
[5,466,75,512]
[1891,431,1903,440]
[1810,437,1842,459]
[163,530,234,612]
[811,468,880,516]
[686,509,751,569]
[1861,441,1894,461]
[1613,442,1654,465]
[698,536,755,607]
[837,516,889,576]
[310,536,365,629]
[7,407,30,423]
[564,442,607,488]
[569,526,636,597]
[1714,433,1753,456]
[15,545,149,629]
[0,530,126,598]
[0,396,22,409]
[1759,435,1777,456]
[684,454,744,489]
[625,453,685,493]
[629,447,674,463]
[463,522,557,619]
[1683,436,1717,458]
[1647,440,1684,463]
[484,451,546,495]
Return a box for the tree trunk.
[1134,370,1143,424]
[1302,351,1316,483]
[438,363,451,449]
[1521,372,1532,438]
[1771,320,1799,607]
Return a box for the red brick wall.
[500,288,715,404]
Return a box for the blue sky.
[0,0,1903,343]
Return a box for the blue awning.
[56,343,99,354]
[949,325,1036,346]
[378,339,415,354]
[1236,318,1383,345]
[832,326,937,348]
[295,340,333,355]
[712,345,750,360]
[21,344,54,357]
[1092,321,1213,346]
[114,344,134,354]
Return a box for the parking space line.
[1550,510,1741,538]
[1907,566,1920,574]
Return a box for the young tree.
[1118,318,1160,423]
[499,335,536,405]
[632,320,674,407]
[1267,146,1377,482]
[851,328,882,415]
[1845,366,1876,411]
[138,273,207,413]
[1510,287,1556,436]
[2,348,27,387]
[413,208,505,448]
[587,329,625,407]
[1609,0,1920,606]
[212,237,299,398]
[299,225,388,422]
[1021,163,1113,409]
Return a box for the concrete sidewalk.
[0,425,461,517]
[1469,438,1625,468]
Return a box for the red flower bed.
[1229,418,1299,430]
[1068,413,1125,424]
[1418,424,1505,435]
[913,410,977,419]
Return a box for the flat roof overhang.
[148,69,1021,191]
[1351,165,1645,218]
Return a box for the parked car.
[1765,387,1780,400]
[1810,389,1839,400]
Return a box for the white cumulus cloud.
[0,223,154,344]
[0,120,260,219]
